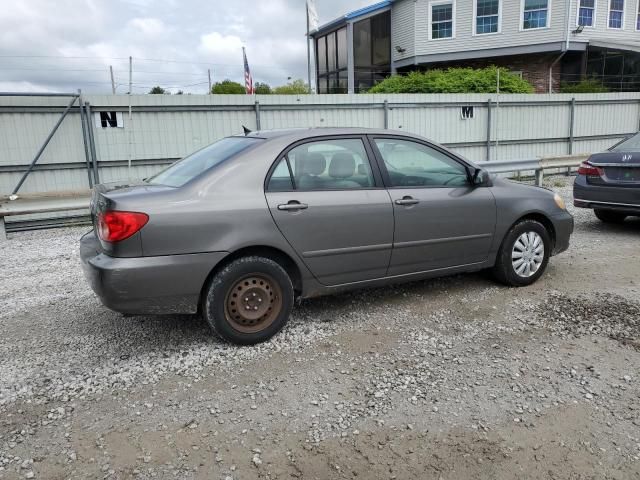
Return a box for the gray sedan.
[80,128,573,344]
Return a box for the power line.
[0,54,292,70]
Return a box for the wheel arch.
[198,245,303,312]
[515,212,556,250]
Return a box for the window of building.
[578,0,596,26]
[354,11,391,92]
[430,1,454,39]
[637,0,640,29]
[608,0,624,28]
[475,0,500,34]
[315,26,348,94]
[523,0,549,29]
[317,37,327,75]
[337,28,347,69]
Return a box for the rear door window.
[266,138,375,191]
[266,157,294,191]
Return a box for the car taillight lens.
[577,162,603,177]
[97,211,149,242]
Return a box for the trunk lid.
[586,151,640,186]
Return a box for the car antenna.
[242,125,252,136]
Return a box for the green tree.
[254,82,272,94]
[175,90,184,95]
[211,79,246,94]
[560,78,609,93]
[273,79,309,94]
[368,67,533,94]
[149,86,166,94]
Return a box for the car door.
[264,136,394,286]
[370,136,496,276]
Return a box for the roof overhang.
[310,0,392,37]
[394,41,587,69]
[589,39,640,53]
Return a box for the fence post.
[568,97,575,155]
[486,99,492,161]
[383,100,389,129]
[78,91,93,189]
[255,100,261,130]
[85,103,100,184]
[567,97,576,175]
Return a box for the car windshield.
[610,132,640,152]
[147,137,261,187]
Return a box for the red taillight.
[97,211,149,242]
[577,162,603,177]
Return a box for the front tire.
[594,209,626,224]
[492,219,551,287]
[203,256,293,345]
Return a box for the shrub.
[368,67,534,94]
[273,79,309,94]
[254,82,272,94]
[560,79,609,93]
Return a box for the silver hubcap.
[512,231,544,278]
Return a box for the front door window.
[373,138,469,188]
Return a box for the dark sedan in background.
[574,133,640,223]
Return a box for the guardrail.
[484,154,588,186]
[0,193,90,241]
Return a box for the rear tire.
[492,219,551,287]
[594,209,626,224]
[202,256,293,345]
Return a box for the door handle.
[394,196,419,206]
[277,201,308,211]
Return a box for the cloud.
[0,0,374,94]
[127,18,167,37]
[198,32,244,59]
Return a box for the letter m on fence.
[461,106,474,119]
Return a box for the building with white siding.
[310,0,640,93]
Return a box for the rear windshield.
[610,132,640,152]
[147,137,260,187]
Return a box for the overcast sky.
[0,0,372,94]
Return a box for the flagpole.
[306,2,312,94]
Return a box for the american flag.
[243,47,254,95]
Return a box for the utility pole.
[109,65,116,94]
[306,2,312,94]
[208,69,212,94]
[495,69,500,161]
[128,56,133,179]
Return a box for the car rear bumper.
[573,175,640,215]
[550,211,573,256]
[80,230,228,315]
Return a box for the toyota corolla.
[80,128,573,344]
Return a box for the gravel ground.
[1,176,639,480]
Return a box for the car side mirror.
[472,168,491,187]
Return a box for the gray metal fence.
[1,92,639,196]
